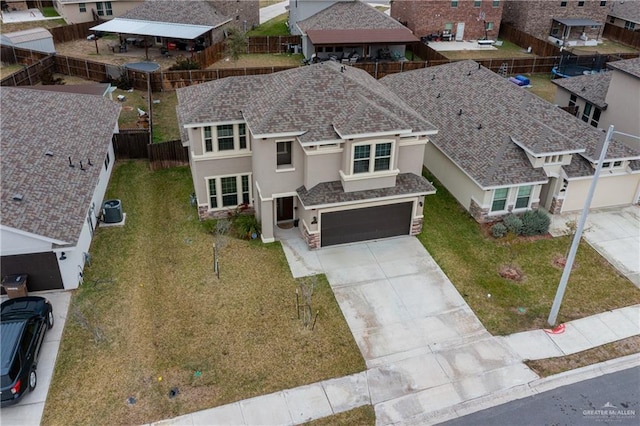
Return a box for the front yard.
[42,161,364,425]
[419,170,640,336]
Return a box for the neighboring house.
[390,0,505,41]
[553,57,640,150]
[0,28,55,53]
[176,61,438,249]
[54,0,143,23]
[381,60,640,221]
[3,0,28,11]
[0,87,120,292]
[607,0,640,31]
[503,0,611,46]
[290,0,419,61]
[90,0,258,49]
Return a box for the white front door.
[456,22,465,41]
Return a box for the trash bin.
[2,274,28,299]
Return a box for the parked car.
[0,297,53,407]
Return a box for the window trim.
[276,140,293,168]
[206,173,253,210]
[79,2,86,12]
[491,188,509,213]
[350,140,395,175]
[201,123,250,155]
[514,185,532,210]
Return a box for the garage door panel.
[321,202,412,247]
[1,252,63,293]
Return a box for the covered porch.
[548,18,604,47]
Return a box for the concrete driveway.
[550,205,640,287]
[278,233,538,425]
[0,291,71,426]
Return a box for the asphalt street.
[441,367,640,426]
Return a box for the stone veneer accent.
[197,205,256,220]
[303,227,320,250]
[549,197,564,214]
[411,217,423,235]
[469,199,543,223]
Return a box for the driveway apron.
[316,237,537,425]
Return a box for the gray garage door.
[1,252,63,293]
[321,202,413,247]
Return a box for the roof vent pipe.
[68,157,74,168]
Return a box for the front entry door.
[277,197,294,222]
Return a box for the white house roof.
[91,18,214,39]
[0,27,52,44]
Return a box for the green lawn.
[43,161,364,425]
[41,6,60,17]
[419,169,640,336]
[246,12,289,36]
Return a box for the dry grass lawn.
[306,405,376,425]
[0,18,67,34]
[42,161,364,425]
[569,39,638,55]
[440,40,536,61]
[0,63,25,79]
[526,336,640,377]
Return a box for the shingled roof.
[121,0,230,27]
[297,0,418,44]
[177,61,437,143]
[607,57,640,79]
[1,88,120,246]
[551,72,611,109]
[609,1,640,24]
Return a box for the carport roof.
[297,173,435,208]
[553,18,603,27]
[90,19,213,40]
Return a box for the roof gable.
[121,0,230,27]
[551,72,611,108]
[298,0,407,32]
[1,88,120,245]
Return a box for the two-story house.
[503,0,611,46]
[177,61,438,248]
[608,0,640,32]
[553,57,640,150]
[382,60,640,220]
[390,0,505,41]
[54,0,144,24]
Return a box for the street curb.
[420,353,640,425]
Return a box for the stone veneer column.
[411,217,423,235]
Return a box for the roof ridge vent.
[12,194,23,201]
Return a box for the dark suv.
[1,297,53,407]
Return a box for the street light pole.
[547,125,615,326]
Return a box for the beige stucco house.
[54,0,143,24]
[553,57,640,152]
[177,61,438,248]
[382,60,640,221]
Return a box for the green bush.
[491,222,508,238]
[520,210,550,236]
[503,213,523,235]
[201,219,218,234]
[169,58,201,71]
[233,214,261,239]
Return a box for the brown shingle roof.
[609,1,640,24]
[121,0,230,27]
[607,57,640,79]
[551,72,611,108]
[298,0,407,32]
[177,61,436,143]
[1,88,120,245]
[306,28,419,44]
[297,173,435,207]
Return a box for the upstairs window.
[79,3,86,12]
[578,1,585,6]
[581,103,601,127]
[474,0,482,7]
[202,124,250,154]
[600,0,607,5]
[352,142,394,174]
[96,2,112,16]
[451,0,458,7]
[277,141,292,167]
[560,1,567,6]
[493,0,500,6]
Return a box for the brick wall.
[502,0,611,41]
[391,0,505,40]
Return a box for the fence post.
[375,61,378,79]
[532,56,536,74]
[13,47,17,64]
[400,61,403,73]
[85,60,90,79]
[189,70,192,85]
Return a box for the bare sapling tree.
[214,219,231,278]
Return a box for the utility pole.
[548,125,615,326]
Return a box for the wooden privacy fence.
[603,23,640,49]
[499,23,562,57]
[50,20,102,43]
[247,35,302,54]
[0,55,55,86]
[112,131,188,170]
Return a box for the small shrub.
[233,214,261,239]
[521,210,550,236]
[491,222,508,238]
[169,57,201,71]
[503,213,523,235]
[201,219,217,234]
